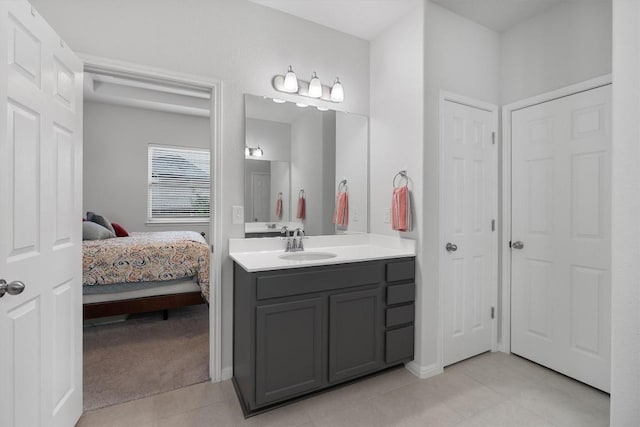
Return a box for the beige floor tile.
[293,380,378,421]
[454,400,555,427]
[512,379,609,427]
[148,381,226,420]
[312,399,388,427]
[371,381,464,427]
[226,396,313,427]
[152,402,235,427]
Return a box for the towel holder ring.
[337,179,348,192]
[298,189,305,198]
[393,170,408,188]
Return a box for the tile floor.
[76,352,610,427]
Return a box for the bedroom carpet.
[83,304,209,411]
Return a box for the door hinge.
[492,131,496,145]
[491,219,496,232]
[491,307,495,319]
[509,240,512,248]
[210,245,214,253]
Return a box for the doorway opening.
[80,58,222,410]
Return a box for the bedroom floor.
[76,352,610,427]
[83,304,209,410]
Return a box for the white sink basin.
[279,252,337,261]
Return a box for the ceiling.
[431,0,563,32]
[250,0,570,38]
[249,0,422,40]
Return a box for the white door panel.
[0,2,83,426]
[511,85,611,392]
[442,100,497,366]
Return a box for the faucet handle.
[281,226,290,237]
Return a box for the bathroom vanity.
[230,234,416,415]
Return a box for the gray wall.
[31,0,370,375]
[83,101,210,235]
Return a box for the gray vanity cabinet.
[255,297,325,405]
[328,288,382,382]
[233,257,415,415]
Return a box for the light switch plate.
[384,209,391,224]
[232,206,244,224]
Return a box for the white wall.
[31,0,370,374]
[370,3,425,373]
[610,0,640,424]
[335,113,368,234]
[245,118,291,162]
[270,161,290,222]
[500,0,612,104]
[83,101,210,235]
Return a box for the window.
[148,144,211,222]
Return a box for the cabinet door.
[329,288,382,382]
[255,297,325,405]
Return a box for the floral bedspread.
[83,231,210,302]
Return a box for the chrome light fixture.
[283,65,298,93]
[245,145,264,157]
[308,72,322,98]
[330,77,344,103]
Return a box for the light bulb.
[245,146,250,157]
[254,146,264,157]
[330,77,344,103]
[308,72,322,98]
[283,65,298,93]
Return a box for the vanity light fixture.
[330,77,344,103]
[272,98,286,104]
[308,72,322,98]
[283,65,298,93]
[245,145,264,157]
[273,67,344,103]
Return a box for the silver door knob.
[512,241,524,250]
[445,243,458,252]
[0,279,26,298]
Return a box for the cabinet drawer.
[386,304,414,328]
[385,325,414,364]
[386,260,415,282]
[386,283,415,305]
[256,264,381,300]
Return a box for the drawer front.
[386,260,415,282]
[385,325,414,364]
[386,304,414,328]
[386,283,415,305]
[256,263,382,300]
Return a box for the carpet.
[83,304,209,411]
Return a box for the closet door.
[0,2,84,426]
[511,85,611,392]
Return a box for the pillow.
[83,221,115,240]
[87,211,116,235]
[111,222,129,237]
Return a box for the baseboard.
[220,366,233,381]
[405,361,443,379]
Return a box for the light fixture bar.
[272,74,342,103]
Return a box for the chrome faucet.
[291,228,305,252]
[281,226,292,252]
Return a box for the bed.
[82,231,210,320]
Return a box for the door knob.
[445,243,458,252]
[512,241,524,250]
[0,279,26,298]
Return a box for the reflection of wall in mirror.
[336,112,368,234]
[290,111,336,235]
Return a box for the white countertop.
[229,233,416,272]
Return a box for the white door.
[0,2,84,426]
[511,85,611,392]
[442,99,497,366]
[251,172,270,222]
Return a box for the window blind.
[148,145,211,221]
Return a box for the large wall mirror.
[244,94,368,237]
